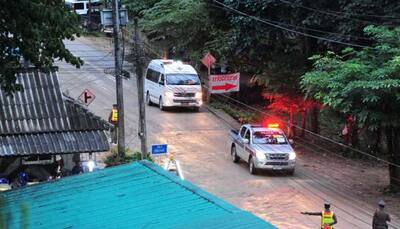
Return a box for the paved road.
[58,37,399,229]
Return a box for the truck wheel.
[287,169,295,176]
[146,92,153,106]
[249,157,257,175]
[159,97,165,111]
[231,146,240,163]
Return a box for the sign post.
[209,73,240,94]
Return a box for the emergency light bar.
[268,123,280,128]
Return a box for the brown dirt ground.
[295,141,400,217]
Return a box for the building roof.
[0,161,276,229]
[0,68,110,156]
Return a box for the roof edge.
[139,160,242,213]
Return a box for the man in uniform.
[301,202,338,229]
[372,200,391,229]
[108,104,118,144]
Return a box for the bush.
[210,101,257,123]
[104,147,153,167]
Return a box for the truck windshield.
[253,131,287,144]
[166,74,200,85]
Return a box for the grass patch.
[210,100,257,123]
[104,147,153,167]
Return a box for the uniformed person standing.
[301,202,338,229]
[372,200,391,229]
[108,104,118,144]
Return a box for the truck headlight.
[289,152,296,160]
[256,151,267,161]
[195,92,202,99]
[165,91,174,98]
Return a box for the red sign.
[201,52,216,70]
[209,73,240,94]
[78,89,96,106]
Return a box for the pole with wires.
[112,0,125,157]
[133,18,148,159]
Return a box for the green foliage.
[124,0,159,18]
[104,147,153,167]
[301,26,400,130]
[0,0,83,93]
[139,0,210,58]
[211,100,257,123]
[129,0,400,95]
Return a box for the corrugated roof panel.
[0,68,111,156]
[0,162,275,228]
[0,131,109,156]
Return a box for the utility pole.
[133,18,148,159]
[112,0,125,157]
[87,0,92,30]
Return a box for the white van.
[145,59,202,111]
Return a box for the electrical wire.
[206,100,389,228]
[206,84,400,169]
[278,0,400,21]
[213,0,370,48]
[277,0,380,25]
[211,4,375,42]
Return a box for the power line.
[277,0,383,25]
[206,100,392,227]
[206,85,400,169]
[213,1,370,48]
[211,4,374,42]
[278,0,400,20]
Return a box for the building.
[0,161,276,228]
[0,68,110,183]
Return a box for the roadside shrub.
[104,147,153,167]
[210,101,257,123]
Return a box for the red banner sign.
[209,73,240,94]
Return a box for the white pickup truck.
[230,123,296,175]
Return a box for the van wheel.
[192,107,200,112]
[231,145,240,163]
[249,157,258,175]
[146,92,153,106]
[159,97,165,111]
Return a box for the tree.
[301,26,400,190]
[0,0,83,93]
[138,0,211,60]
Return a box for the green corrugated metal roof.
[0,161,276,229]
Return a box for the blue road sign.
[151,144,168,156]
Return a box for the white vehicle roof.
[253,127,284,134]
[148,59,198,75]
[242,124,285,134]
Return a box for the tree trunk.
[310,107,319,134]
[389,127,400,191]
[301,110,306,137]
[288,108,295,138]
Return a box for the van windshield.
[166,74,200,85]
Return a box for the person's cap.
[324,202,331,208]
[378,200,385,207]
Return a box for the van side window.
[74,3,84,10]
[146,69,160,83]
[244,129,250,141]
[145,69,152,80]
[240,127,247,138]
[159,74,165,85]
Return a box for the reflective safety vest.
[321,211,334,229]
[111,108,118,123]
